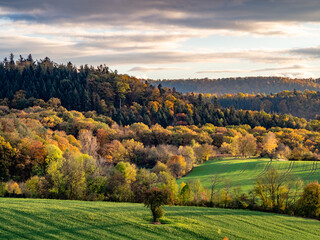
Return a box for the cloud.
[129,67,187,72]
[289,46,320,58]
[197,65,312,74]
[275,72,316,79]
[197,69,248,74]
[1,0,320,34]
[0,0,319,79]
[69,50,301,66]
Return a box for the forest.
[1,55,320,220]
[0,54,315,130]
[216,90,320,120]
[151,77,320,95]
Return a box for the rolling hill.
[150,77,320,95]
[0,198,320,240]
[178,158,320,192]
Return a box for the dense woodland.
[151,77,320,95]
[0,54,315,130]
[0,101,319,218]
[217,90,320,120]
[1,55,320,220]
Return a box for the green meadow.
[178,158,320,192]
[0,198,320,240]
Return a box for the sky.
[0,0,319,79]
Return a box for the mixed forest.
[1,55,320,221]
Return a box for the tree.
[78,129,98,158]
[290,145,313,161]
[210,175,222,205]
[166,155,186,178]
[6,181,22,196]
[194,143,215,163]
[152,161,168,174]
[115,77,130,109]
[115,161,137,184]
[276,143,291,160]
[254,168,291,211]
[297,181,320,218]
[0,136,16,181]
[179,182,192,205]
[45,144,63,165]
[132,169,157,202]
[143,187,173,223]
[178,146,196,172]
[262,132,278,161]
[238,134,257,158]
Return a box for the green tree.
[0,136,16,181]
[143,187,173,223]
[297,181,320,218]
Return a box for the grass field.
[178,158,320,192]
[0,198,320,240]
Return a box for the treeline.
[0,102,319,219]
[150,77,320,95]
[217,90,320,120]
[1,101,320,188]
[0,54,314,129]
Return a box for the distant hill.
[150,77,320,94]
[217,90,320,120]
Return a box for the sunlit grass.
[178,158,320,192]
[0,198,320,240]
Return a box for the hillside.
[178,158,320,192]
[0,56,313,128]
[217,90,320,120]
[150,77,320,95]
[1,198,320,240]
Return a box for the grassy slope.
[0,198,320,240]
[178,158,320,192]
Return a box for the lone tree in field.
[143,187,173,223]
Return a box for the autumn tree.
[262,132,278,161]
[6,181,22,196]
[178,146,196,172]
[166,155,186,178]
[193,143,215,163]
[254,168,291,211]
[238,134,257,158]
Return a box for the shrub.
[297,181,320,218]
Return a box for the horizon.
[0,0,320,79]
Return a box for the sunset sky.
[0,0,319,79]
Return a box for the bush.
[296,181,320,218]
